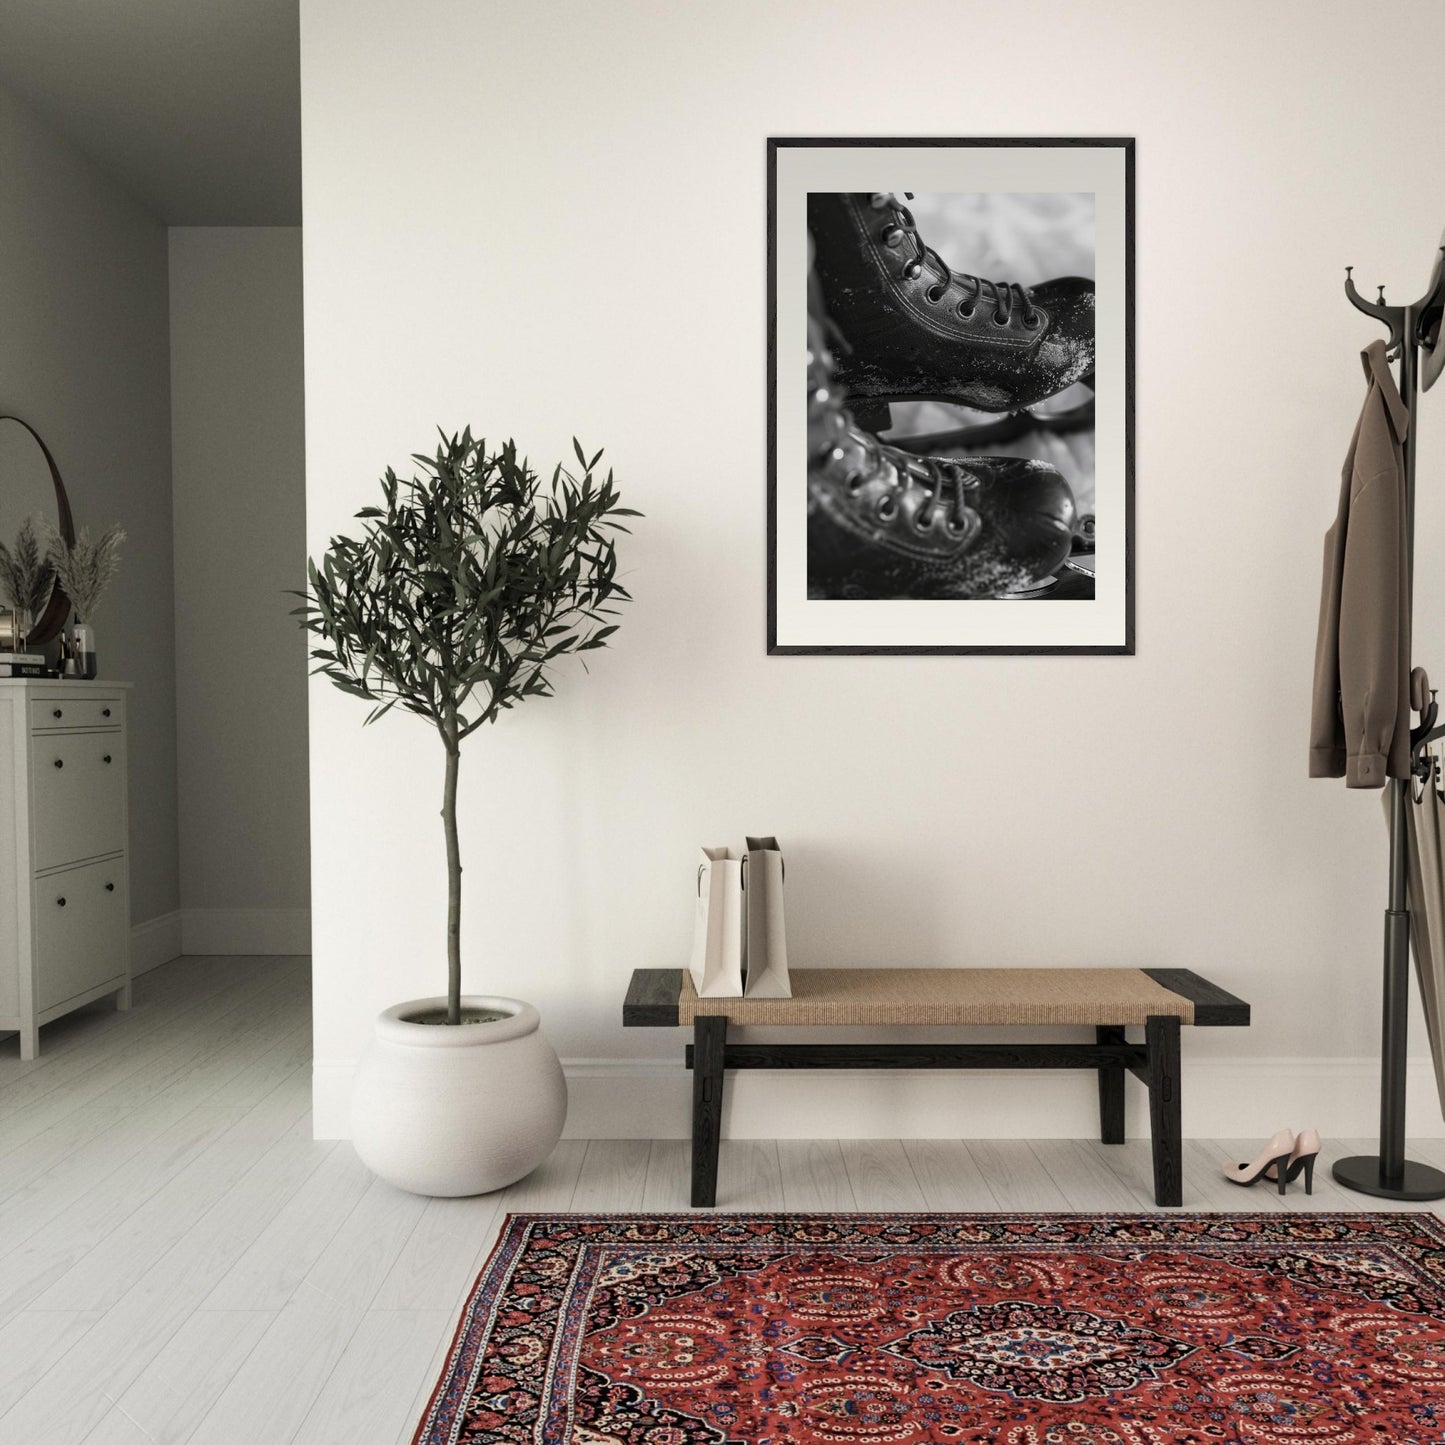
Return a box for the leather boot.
[809,192,1095,417]
[807,297,1077,600]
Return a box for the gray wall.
[0,80,179,929]
[169,228,310,941]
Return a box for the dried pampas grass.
[47,524,125,621]
[0,516,56,636]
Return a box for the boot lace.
[900,452,980,538]
[829,418,979,539]
[869,192,1041,329]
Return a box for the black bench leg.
[1096,1026,1126,1145]
[691,1016,727,1207]
[1145,1014,1182,1207]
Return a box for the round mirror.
[0,416,75,648]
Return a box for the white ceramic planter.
[350,995,566,1197]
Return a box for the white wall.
[169,228,310,956]
[300,0,1445,1139]
[0,80,180,942]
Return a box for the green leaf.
[297,428,635,767]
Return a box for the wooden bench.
[622,966,1250,1209]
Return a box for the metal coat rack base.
[1333,1155,1445,1200]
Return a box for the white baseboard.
[311,1054,1445,1142]
[129,907,309,974]
[130,907,313,976]
[180,907,311,956]
[130,911,183,974]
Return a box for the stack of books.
[0,652,47,679]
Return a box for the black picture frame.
[767,137,1135,656]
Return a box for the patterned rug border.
[412,1210,1445,1445]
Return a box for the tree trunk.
[442,718,462,1025]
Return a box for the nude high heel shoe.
[1223,1129,1296,1194]
[1265,1129,1322,1195]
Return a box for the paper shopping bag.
[690,846,744,997]
[742,835,791,998]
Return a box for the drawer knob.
[56,897,66,907]
[102,708,111,718]
[105,882,115,892]
[52,709,62,718]
[53,759,63,769]
[103,755,112,765]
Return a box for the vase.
[71,620,96,680]
[350,995,567,1196]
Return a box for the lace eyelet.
[1023,311,1042,330]
[875,494,898,521]
[913,508,934,533]
[991,312,1009,328]
[844,471,867,493]
[946,512,974,536]
[902,261,923,281]
[925,284,946,304]
[881,227,904,248]
[958,304,975,320]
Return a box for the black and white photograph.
[769,139,1134,654]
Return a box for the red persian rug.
[411,1212,1445,1445]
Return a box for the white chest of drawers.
[0,681,132,1058]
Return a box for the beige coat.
[1310,341,1412,788]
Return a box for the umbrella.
[1394,755,1445,1118]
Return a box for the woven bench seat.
[623,966,1250,1210]
[674,967,1208,1028]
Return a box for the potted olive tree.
[299,429,635,1195]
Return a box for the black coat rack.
[1334,246,1445,1201]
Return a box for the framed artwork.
[768,137,1134,655]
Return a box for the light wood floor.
[0,955,1441,1445]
